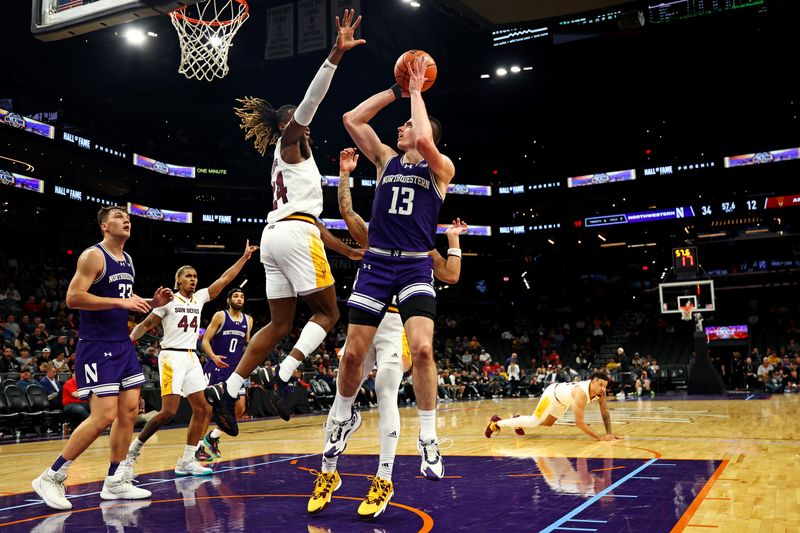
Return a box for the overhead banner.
[265,3,294,60]
[298,0,326,54]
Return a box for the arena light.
[124,27,146,45]
[496,67,508,76]
[510,65,521,73]
[409,1,421,7]
[523,66,533,71]
[480,74,490,79]
[208,35,223,47]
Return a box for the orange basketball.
[394,50,437,93]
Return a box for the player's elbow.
[439,272,458,284]
[415,136,436,155]
[342,111,357,128]
[65,291,81,309]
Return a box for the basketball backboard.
[32,0,199,41]
[658,280,715,315]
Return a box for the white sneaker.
[120,445,141,472]
[32,470,71,510]
[100,499,151,528]
[417,438,445,480]
[175,458,213,476]
[323,408,362,458]
[100,471,152,501]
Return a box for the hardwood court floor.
[1,393,798,531]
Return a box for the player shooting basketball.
[327,56,456,481]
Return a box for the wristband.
[390,83,402,99]
[447,248,462,258]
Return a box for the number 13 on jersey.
[388,186,415,215]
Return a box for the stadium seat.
[26,384,63,431]
[0,390,21,437]
[3,385,44,434]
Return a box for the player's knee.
[269,319,293,338]
[92,409,117,429]
[411,342,434,363]
[343,345,367,366]
[156,408,177,424]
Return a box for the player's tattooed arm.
[130,312,163,342]
[338,148,369,248]
[316,221,365,261]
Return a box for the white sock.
[332,392,356,422]
[418,409,437,441]
[278,356,302,382]
[210,428,223,439]
[182,444,197,462]
[321,455,338,474]
[130,437,144,454]
[497,415,542,428]
[226,373,246,399]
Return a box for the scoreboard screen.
[673,246,699,274]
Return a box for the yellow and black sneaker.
[357,476,394,521]
[307,470,341,515]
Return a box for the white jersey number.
[388,186,415,216]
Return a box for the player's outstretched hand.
[340,148,359,174]
[210,354,229,369]
[446,218,468,236]
[242,239,259,260]
[599,434,623,442]
[123,295,152,314]
[336,9,366,51]
[407,57,430,94]
[151,286,173,308]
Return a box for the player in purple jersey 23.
[330,58,457,481]
[198,287,253,460]
[32,206,173,510]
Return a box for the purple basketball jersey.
[79,244,135,341]
[204,311,249,383]
[368,156,444,252]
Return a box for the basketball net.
[679,302,695,321]
[169,0,249,81]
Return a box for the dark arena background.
[1,1,799,531]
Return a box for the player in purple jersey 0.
[197,287,253,460]
[32,206,173,510]
[330,59,457,480]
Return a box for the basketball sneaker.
[195,445,213,463]
[485,415,501,438]
[417,437,445,480]
[323,408,362,458]
[307,470,342,514]
[512,414,525,436]
[204,382,239,437]
[100,471,151,501]
[175,458,213,477]
[32,470,71,510]
[203,432,222,459]
[357,476,394,520]
[254,365,291,421]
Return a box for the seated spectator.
[0,346,21,373]
[635,370,653,397]
[757,357,772,386]
[62,376,90,428]
[765,370,784,393]
[16,347,34,368]
[507,357,521,396]
[49,335,69,358]
[39,364,62,408]
[16,366,37,390]
[52,350,68,371]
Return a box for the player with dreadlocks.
[205,9,365,435]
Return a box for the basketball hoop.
[169,0,249,81]
[679,302,695,321]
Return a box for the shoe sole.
[32,478,72,510]
[358,491,393,521]
[100,489,152,500]
[323,413,362,458]
[174,470,213,477]
[421,466,443,480]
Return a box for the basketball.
[394,50,437,93]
